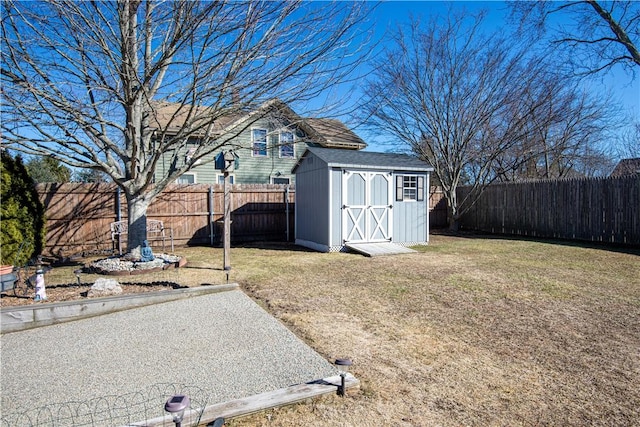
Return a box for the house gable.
[151,99,366,184]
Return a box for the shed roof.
[292,147,433,173]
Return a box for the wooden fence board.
[458,176,639,246]
[36,184,446,258]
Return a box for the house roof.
[303,118,367,150]
[149,99,366,149]
[150,102,240,137]
[610,158,640,176]
[292,147,434,173]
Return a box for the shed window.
[396,175,424,202]
[252,129,267,157]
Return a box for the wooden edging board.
[1,284,238,334]
[127,374,360,427]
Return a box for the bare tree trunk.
[445,189,460,231]
[126,194,150,255]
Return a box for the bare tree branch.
[360,8,618,229]
[511,0,640,76]
[1,0,373,250]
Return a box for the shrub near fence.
[457,176,640,246]
[36,183,448,258]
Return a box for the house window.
[272,177,290,185]
[252,128,267,157]
[396,175,424,201]
[279,131,294,158]
[217,174,235,184]
[176,173,196,184]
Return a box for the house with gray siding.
[292,147,434,253]
[152,99,366,185]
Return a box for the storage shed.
[292,147,434,254]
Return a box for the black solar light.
[334,358,352,397]
[164,394,190,427]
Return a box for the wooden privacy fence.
[457,176,640,246]
[36,183,295,258]
[36,183,448,258]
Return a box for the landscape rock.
[88,278,123,298]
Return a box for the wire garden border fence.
[0,383,207,427]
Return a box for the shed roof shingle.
[293,147,433,173]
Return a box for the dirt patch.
[0,281,184,307]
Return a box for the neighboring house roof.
[292,147,434,173]
[610,158,640,176]
[149,99,366,149]
[303,118,367,150]
[150,102,239,137]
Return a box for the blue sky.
[348,1,639,153]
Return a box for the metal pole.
[116,187,121,221]
[339,373,346,397]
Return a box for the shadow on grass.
[431,228,640,256]
[187,241,317,253]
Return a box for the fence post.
[209,186,214,247]
[285,185,290,242]
[116,187,121,222]
[115,187,122,254]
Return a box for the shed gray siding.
[330,168,343,247]
[393,172,430,244]
[294,154,331,250]
[294,147,433,252]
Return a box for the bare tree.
[617,120,640,158]
[1,0,371,252]
[511,1,640,76]
[361,11,568,229]
[495,83,618,180]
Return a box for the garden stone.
[88,278,122,297]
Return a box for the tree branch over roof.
[0,0,374,250]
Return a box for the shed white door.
[342,170,392,243]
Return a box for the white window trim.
[278,130,295,159]
[217,173,235,184]
[176,172,197,184]
[251,128,268,157]
[271,176,291,184]
[396,175,425,202]
[185,147,202,165]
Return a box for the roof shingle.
[293,147,433,173]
